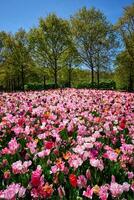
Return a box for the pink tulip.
[83,186,93,199]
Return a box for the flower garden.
[0,89,134,200]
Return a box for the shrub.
[76,81,116,90]
[24,83,58,91]
[24,83,44,91]
[76,82,97,89]
[99,81,116,90]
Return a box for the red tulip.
[45,141,54,149]
[120,122,125,129]
[18,118,25,126]
[119,117,126,129]
[31,169,42,187]
[69,174,77,188]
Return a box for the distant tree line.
[0,4,134,92]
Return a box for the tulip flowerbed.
[0,89,134,200]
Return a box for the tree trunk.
[91,66,94,87]
[128,66,133,91]
[44,75,46,89]
[54,69,57,88]
[6,80,9,92]
[5,82,7,92]
[68,63,72,88]
[97,65,100,88]
[54,58,58,88]
[13,78,16,92]
[11,79,14,92]
[21,66,24,91]
[8,79,11,92]
[17,75,20,90]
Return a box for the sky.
[0,0,133,33]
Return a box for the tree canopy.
[0,4,134,91]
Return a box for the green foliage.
[60,129,69,141]
[71,7,118,85]
[24,83,57,90]
[76,81,116,89]
[0,29,35,91]
[98,81,116,89]
[28,14,71,87]
[77,82,97,89]
[115,3,134,91]
[0,3,133,92]
[24,83,44,90]
[116,3,134,61]
[115,51,134,91]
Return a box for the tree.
[71,7,115,86]
[115,3,134,91]
[14,29,34,91]
[0,29,33,91]
[0,32,7,89]
[115,50,134,91]
[61,42,80,87]
[116,3,134,61]
[93,33,118,87]
[0,32,6,64]
[29,14,71,87]
[0,32,17,91]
